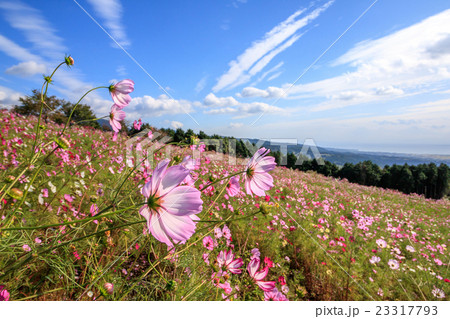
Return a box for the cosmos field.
[0,105,448,301]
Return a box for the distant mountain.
[243,139,450,167]
[97,118,111,130]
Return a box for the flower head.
[133,118,142,130]
[0,286,10,301]
[203,236,214,251]
[139,159,203,247]
[217,250,243,274]
[109,79,134,108]
[388,259,400,270]
[247,257,276,292]
[244,148,276,197]
[226,176,240,197]
[109,104,126,133]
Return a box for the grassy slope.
[0,110,448,301]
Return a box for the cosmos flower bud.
[65,55,74,66]
[55,137,71,150]
[165,280,177,291]
[104,283,114,295]
[10,188,23,199]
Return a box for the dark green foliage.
[279,151,449,199]
[14,89,99,128]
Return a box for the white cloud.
[5,61,47,77]
[213,1,334,92]
[128,94,195,117]
[252,61,284,85]
[0,34,41,62]
[86,0,130,47]
[203,93,238,107]
[195,75,208,93]
[229,122,244,129]
[0,1,67,59]
[171,121,183,129]
[204,101,283,118]
[267,71,282,81]
[244,9,450,111]
[0,85,23,107]
[238,86,285,98]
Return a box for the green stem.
[199,170,245,191]
[59,86,108,137]
[31,62,66,159]
[74,115,108,125]
[1,203,146,231]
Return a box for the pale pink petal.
[247,257,260,278]
[256,281,276,292]
[161,186,203,216]
[159,165,190,196]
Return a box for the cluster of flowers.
[138,147,276,248]
[202,225,288,301]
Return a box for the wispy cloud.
[0,34,41,62]
[212,1,334,92]
[245,9,450,111]
[86,0,130,47]
[0,1,67,59]
[195,75,208,93]
[5,61,47,77]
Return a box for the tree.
[61,102,99,129]
[13,89,66,123]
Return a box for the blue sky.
[1,0,450,154]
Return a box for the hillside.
[0,110,449,301]
[245,139,450,167]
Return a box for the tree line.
[269,150,450,200]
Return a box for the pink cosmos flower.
[109,79,134,108]
[388,259,400,270]
[369,256,381,264]
[214,227,223,239]
[217,250,243,274]
[22,244,31,252]
[244,148,276,197]
[226,176,240,197]
[109,104,126,133]
[247,257,276,292]
[264,288,288,301]
[139,159,203,247]
[376,238,387,248]
[0,285,10,301]
[203,236,214,251]
[251,248,261,260]
[133,119,142,130]
[222,225,231,240]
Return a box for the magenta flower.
[0,285,10,301]
[247,257,276,292]
[217,250,243,274]
[133,118,142,130]
[264,288,288,301]
[139,159,203,247]
[109,79,134,108]
[244,148,276,197]
[203,236,214,251]
[226,176,240,197]
[109,104,126,133]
